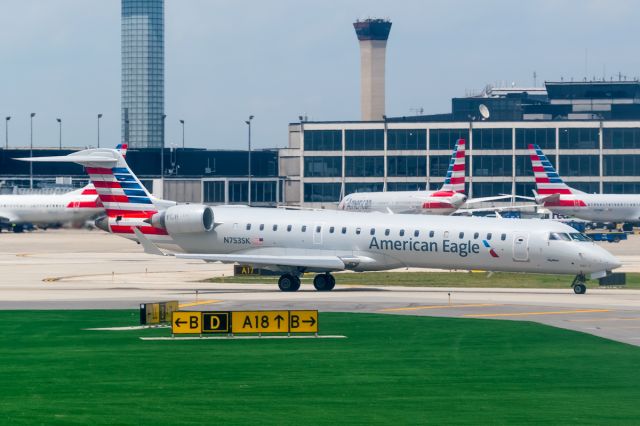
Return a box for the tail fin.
[115,143,128,158]
[528,144,579,195]
[439,138,466,193]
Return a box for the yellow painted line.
[464,309,611,318]
[179,299,222,308]
[380,303,502,312]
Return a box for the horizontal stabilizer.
[133,228,168,256]
[16,154,117,167]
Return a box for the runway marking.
[464,309,611,318]
[380,303,502,312]
[179,299,222,308]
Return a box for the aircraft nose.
[590,245,622,271]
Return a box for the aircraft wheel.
[313,274,329,291]
[573,283,587,295]
[326,274,336,291]
[278,274,298,292]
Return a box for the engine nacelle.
[151,204,214,234]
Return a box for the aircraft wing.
[131,228,374,271]
[454,204,538,215]
[464,195,513,205]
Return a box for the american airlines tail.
[437,138,466,194]
[528,144,583,196]
[20,148,171,239]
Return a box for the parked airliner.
[338,139,509,214]
[22,148,621,294]
[529,144,640,223]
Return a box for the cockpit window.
[569,233,592,242]
[549,232,571,241]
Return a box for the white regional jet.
[338,139,508,215]
[529,144,640,223]
[22,148,621,294]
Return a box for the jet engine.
[150,204,214,234]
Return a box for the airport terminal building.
[280,81,640,207]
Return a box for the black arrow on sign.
[302,317,316,326]
[275,315,284,328]
[175,318,187,327]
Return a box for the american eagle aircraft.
[338,139,509,215]
[0,144,128,232]
[529,144,640,223]
[21,148,621,294]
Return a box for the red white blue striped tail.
[528,144,576,195]
[439,138,466,194]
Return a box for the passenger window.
[342,227,347,234]
[287,225,292,232]
[399,229,405,237]
[246,224,251,231]
[259,224,264,231]
[429,231,435,238]
[301,225,307,232]
[370,228,375,235]
[356,228,361,235]
[473,232,479,239]
[501,233,506,241]
[385,229,390,236]
[329,226,335,233]
[459,232,464,239]
[444,231,449,238]
[414,230,419,237]
[486,233,492,240]
[316,226,321,233]
[272,225,278,231]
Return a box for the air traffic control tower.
[353,19,392,121]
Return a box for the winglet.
[133,227,169,256]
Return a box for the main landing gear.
[277,273,336,292]
[572,273,587,295]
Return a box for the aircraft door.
[512,234,529,262]
[313,223,323,245]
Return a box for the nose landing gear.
[572,274,587,294]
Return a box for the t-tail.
[528,144,583,199]
[18,148,170,239]
[437,138,466,194]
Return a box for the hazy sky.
[1,0,639,150]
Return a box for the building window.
[473,155,512,177]
[603,128,640,149]
[250,181,278,203]
[473,128,513,150]
[387,129,426,150]
[603,182,640,193]
[515,128,556,150]
[569,182,600,193]
[303,183,341,202]
[430,129,469,150]
[515,182,536,197]
[303,156,342,177]
[430,155,453,178]
[604,155,640,176]
[345,182,384,194]
[345,156,384,177]
[304,130,342,151]
[229,181,248,203]
[559,155,599,176]
[203,181,225,203]
[387,156,427,177]
[387,182,427,191]
[559,128,598,149]
[472,182,513,198]
[345,129,384,150]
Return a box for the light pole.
[161,114,166,185]
[179,119,185,148]
[56,118,62,149]
[97,113,103,148]
[245,115,254,205]
[30,113,36,189]
[4,116,10,149]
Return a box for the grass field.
[204,271,640,289]
[1,311,639,424]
